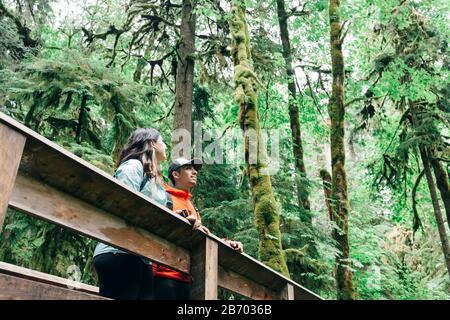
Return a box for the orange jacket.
[152,183,201,283]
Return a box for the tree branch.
[303,67,322,115]
[340,20,351,42]
[294,64,332,74]
[411,169,425,234]
[345,94,385,107]
[82,25,127,46]
[287,2,310,18]
[155,102,174,122]
[0,1,39,48]
[141,14,180,28]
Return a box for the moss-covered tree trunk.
[275,0,310,213]
[327,0,357,300]
[229,2,289,277]
[172,0,196,140]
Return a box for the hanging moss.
[0,51,144,153]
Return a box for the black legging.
[154,277,191,300]
[93,253,153,300]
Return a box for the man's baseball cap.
[168,157,203,181]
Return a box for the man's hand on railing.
[223,239,244,253]
[174,209,210,234]
[186,215,210,234]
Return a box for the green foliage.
[0,208,98,285]
[193,164,242,210]
[0,0,448,300]
[0,50,156,155]
[0,19,27,66]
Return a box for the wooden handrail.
[0,111,323,300]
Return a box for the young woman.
[92,128,170,300]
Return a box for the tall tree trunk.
[429,148,450,230]
[419,147,450,277]
[172,0,196,146]
[328,0,357,300]
[410,102,450,277]
[275,0,310,212]
[320,169,333,221]
[229,2,289,277]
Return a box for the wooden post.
[280,282,294,300]
[191,237,218,300]
[0,123,26,230]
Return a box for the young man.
[152,157,243,300]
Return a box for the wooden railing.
[0,112,323,300]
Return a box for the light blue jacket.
[93,159,170,264]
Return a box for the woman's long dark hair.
[117,128,162,180]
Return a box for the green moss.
[229,1,289,277]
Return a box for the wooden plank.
[215,234,323,300]
[9,173,191,274]
[0,261,99,295]
[294,285,322,300]
[280,283,295,300]
[0,123,26,230]
[0,273,108,300]
[191,238,218,300]
[217,237,286,291]
[218,266,278,300]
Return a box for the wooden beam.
[218,265,278,300]
[9,173,191,274]
[0,123,26,230]
[191,238,218,300]
[294,285,323,300]
[0,273,108,300]
[280,283,295,300]
[216,235,323,300]
[217,238,286,291]
[0,261,99,295]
